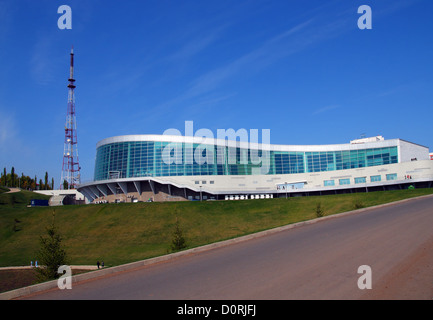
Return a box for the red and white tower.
[61,47,81,189]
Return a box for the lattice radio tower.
[61,47,81,189]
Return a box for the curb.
[1,193,432,300]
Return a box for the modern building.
[78,135,433,203]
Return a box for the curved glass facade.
[93,140,398,181]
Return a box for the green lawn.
[0,187,10,194]
[0,188,50,206]
[0,188,432,268]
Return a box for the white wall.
[398,140,430,163]
[34,189,85,200]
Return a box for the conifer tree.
[170,216,187,252]
[35,212,69,282]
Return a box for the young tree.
[44,172,49,190]
[170,216,187,252]
[22,178,28,190]
[315,202,325,218]
[30,177,36,190]
[35,212,69,282]
[11,167,15,187]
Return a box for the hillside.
[0,188,50,207]
[1,188,433,268]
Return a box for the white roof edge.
[96,134,403,152]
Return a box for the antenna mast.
[61,46,81,189]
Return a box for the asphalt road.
[23,195,433,300]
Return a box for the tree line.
[1,167,54,191]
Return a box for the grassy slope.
[0,188,50,206]
[0,188,432,267]
[0,187,10,194]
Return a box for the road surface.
[22,195,433,300]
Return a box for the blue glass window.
[355,177,366,184]
[339,178,350,185]
[93,141,399,181]
[386,173,397,180]
[324,180,335,186]
[370,175,381,182]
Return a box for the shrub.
[170,217,187,252]
[353,200,365,209]
[315,202,325,218]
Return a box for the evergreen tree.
[44,172,49,190]
[170,216,187,252]
[11,167,15,187]
[35,212,69,282]
[0,168,54,190]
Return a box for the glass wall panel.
[93,141,399,181]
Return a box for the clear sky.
[0,0,432,185]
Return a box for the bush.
[13,218,21,232]
[170,217,187,252]
[315,202,325,218]
[353,200,365,209]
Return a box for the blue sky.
[0,0,432,185]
